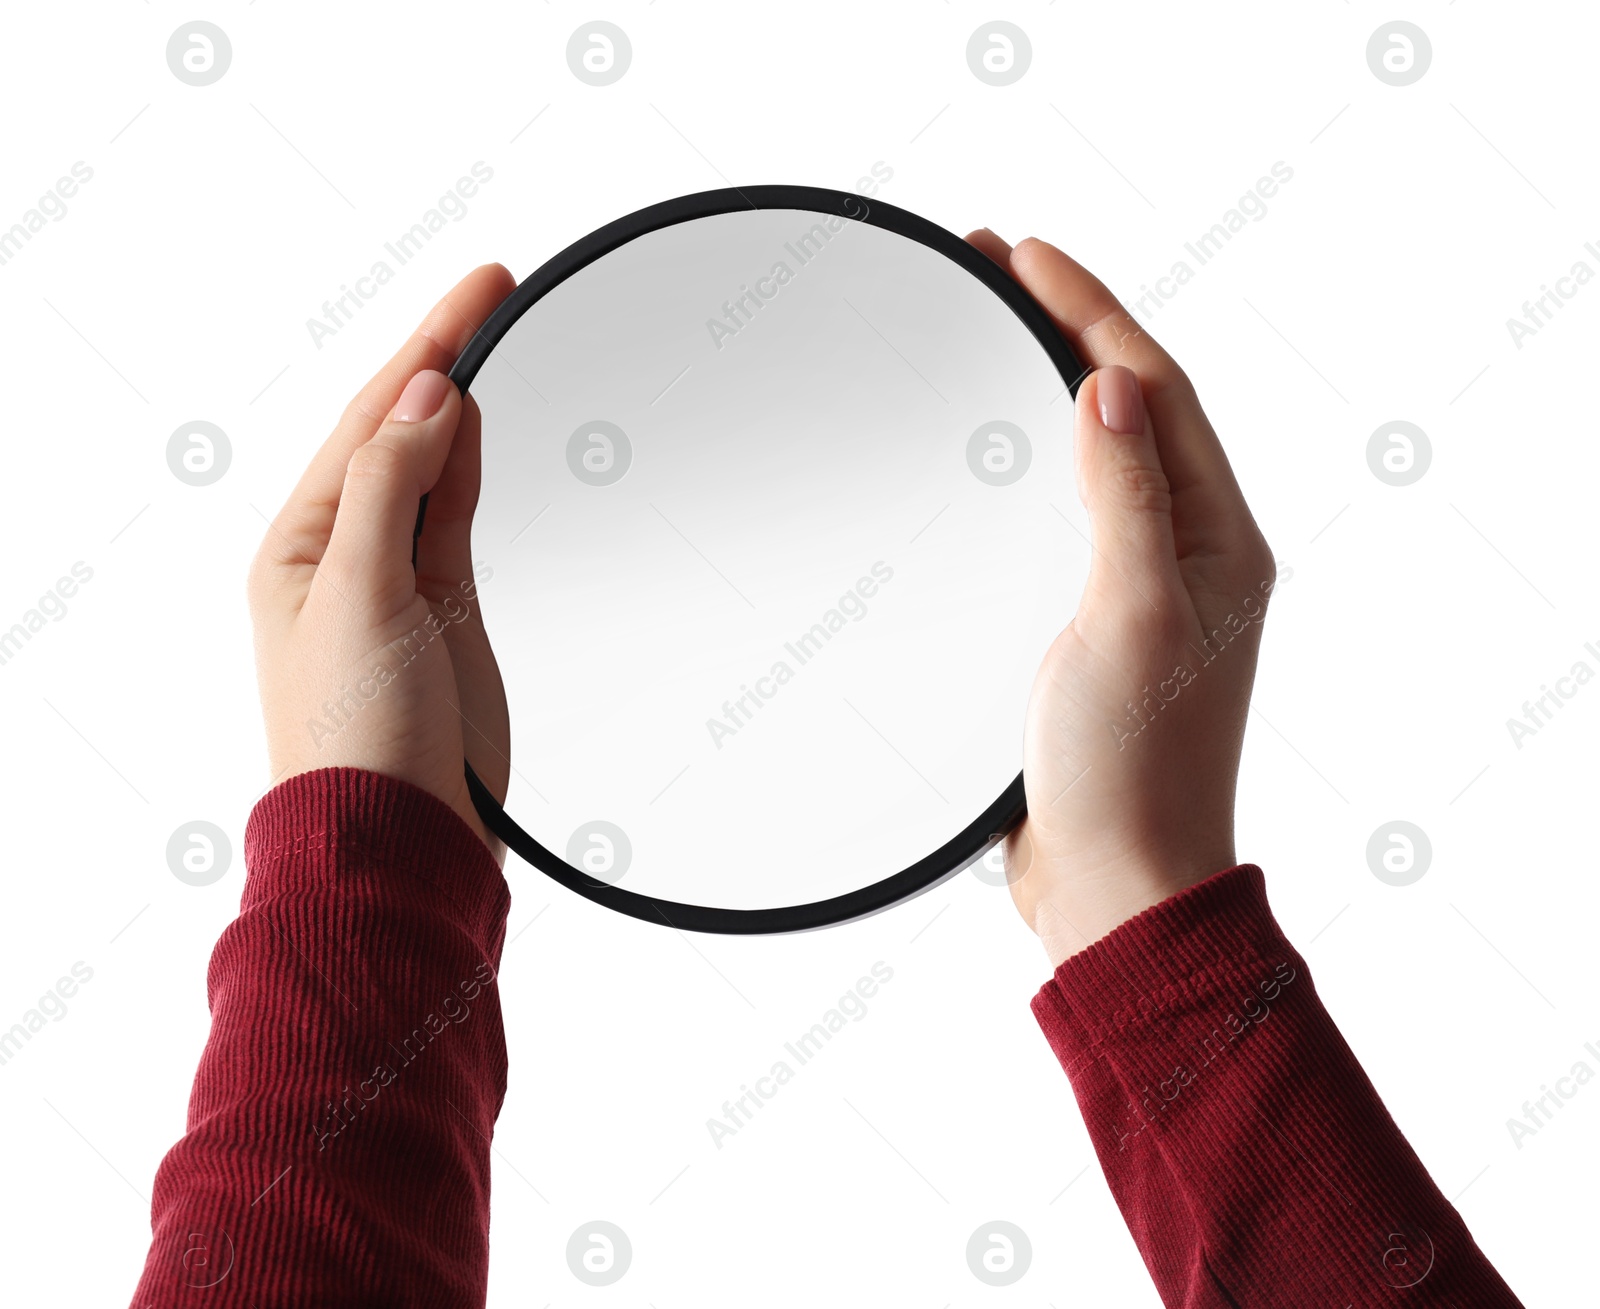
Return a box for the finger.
[965,227,1013,267]
[319,371,461,612]
[259,263,516,574]
[415,391,483,595]
[408,389,512,807]
[1075,366,1183,611]
[1006,239,1261,565]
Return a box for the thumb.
[1075,366,1181,611]
[319,369,462,612]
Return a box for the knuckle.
[1106,463,1173,517]
[1254,543,1278,590]
[1214,537,1277,616]
[1142,358,1193,405]
[344,439,405,484]
[1237,531,1276,589]
[343,389,385,429]
[245,545,275,609]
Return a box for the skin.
[249,264,516,858]
[966,232,1275,967]
[248,244,1274,965]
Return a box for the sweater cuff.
[1031,865,1299,1072]
[242,767,510,951]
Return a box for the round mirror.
[434,185,1088,932]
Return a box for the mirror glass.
[458,193,1088,928]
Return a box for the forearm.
[131,768,511,1308]
[1032,865,1523,1308]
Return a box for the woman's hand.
[968,233,1277,967]
[247,264,516,857]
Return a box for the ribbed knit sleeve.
[131,768,512,1309]
[1031,865,1523,1308]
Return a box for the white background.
[1,2,1594,1304]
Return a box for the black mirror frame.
[419,183,1086,934]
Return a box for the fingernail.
[393,370,452,423]
[1097,366,1144,435]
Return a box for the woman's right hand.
[247,265,517,855]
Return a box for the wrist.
[444,776,505,867]
[1021,846,1237,968]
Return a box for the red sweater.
[131,769,1522,1307]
